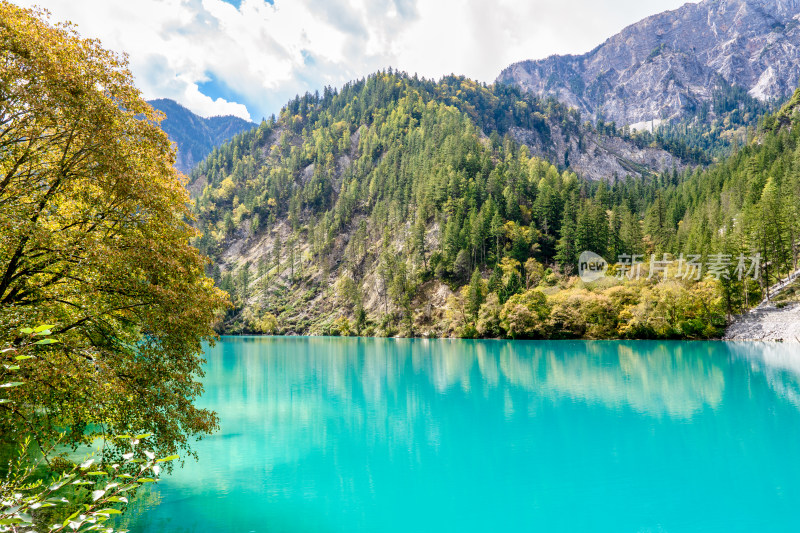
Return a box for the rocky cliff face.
[508,124,686,181]
[498,0,800,126]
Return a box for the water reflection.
[535,342,726,417]
[126,338,800,533]
[209,338,729,424]
[728,341,800,407]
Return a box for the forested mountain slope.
[148,98,255,173]
[640,88,800,308]
[190,72,800,339]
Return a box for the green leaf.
[14,355,33,360]
[137,478,157,483]
[49,475,76,491]
[34,338,58,345]
[156,454,179,463]
[62,509,81,526]
[94,509,122,515]
[134,433,153,439]
[0,382,24,388]
[34,324,55,333]
[3,365,20,370]
[20,328,34,334]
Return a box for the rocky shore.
[724,302,800,343]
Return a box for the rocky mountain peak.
[497,0,800,126]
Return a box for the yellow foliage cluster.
[447,275,725,340]
[0,2,228,457]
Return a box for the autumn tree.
[0,3,227,460]
[500,289,550,339]
[524,258,544,289]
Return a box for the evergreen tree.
[273,233,283,267]
[467,268,485,319]
[454,249,471,283]
[238,261,251,302]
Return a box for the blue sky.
[22,0,692,121]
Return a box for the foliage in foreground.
[0,331,178,532]
[0,2,228,529]
[0,0,227,458]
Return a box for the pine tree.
[490,211,504,262]
[413,217,427,269]
[454,249,471,283]
[238,261,251,302]
[488,264,503,295]
[467,268,485,319]
[555,196,578,271]
[273,233,283,267]
[258,255,269,297]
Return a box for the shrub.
[500,289,550,339]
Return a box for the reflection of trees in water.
[727,342,800,408]
[133,338,787,528]
[213,338,728,452]
[113,485,163,531]
[536,342,725,418]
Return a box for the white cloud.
[20,0,691,121]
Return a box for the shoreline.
[723,302,800,343]
[215,333,786,343]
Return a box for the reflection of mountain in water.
[129,338,800,533]
[208,339,728,437]
[727,341,800,407]
[534,342,725,418]
[173,338,732,511]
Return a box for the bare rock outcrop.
[498,0,800,126]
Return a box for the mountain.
[497,0,799,129]
[148,98,255,173]
[186,71,797,339]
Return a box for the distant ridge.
[498,0,800,126]
[148,98,255,173]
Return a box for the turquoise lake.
[125,337,800,532]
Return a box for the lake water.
[125,337,800,532]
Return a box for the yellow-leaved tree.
[0,2,228,461]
